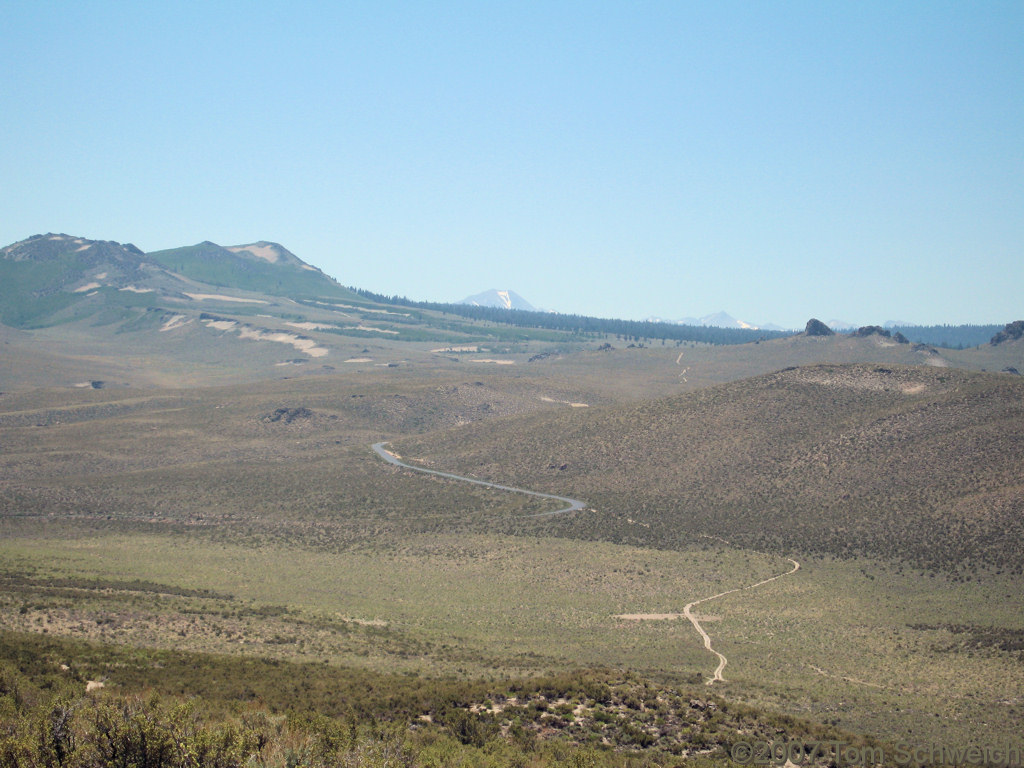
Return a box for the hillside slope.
[146,240,355,299]
[0,233,354,329]
[396,364,1024,572]
[0,234,164,327]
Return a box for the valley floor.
[2,358,1022,756]
[2,523,1022,747]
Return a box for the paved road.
[371,442,586,517]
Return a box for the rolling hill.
[145,240,354,299]
[395,363,1024,573]
[0,233,356,328]
[0,234,156,328]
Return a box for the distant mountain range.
[646,311,786,331]
[459,295,795,331]
[2,233,1018,364]
[829,320,917,331]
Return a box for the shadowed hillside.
[396,364,1024,573]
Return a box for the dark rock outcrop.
[263,407,313,424]
[804,319,834,337]
[991,321,1024,346]
[853,325,890,338]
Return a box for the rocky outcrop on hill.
[852,325,890,338]
[991,320,1024,346]
[803,318,833,336]
[850,326,908,343]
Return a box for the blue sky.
[3,1,1021,329]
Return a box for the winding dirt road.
[371,442,586,517]
[371,441,799,683]
[684,558,800,685]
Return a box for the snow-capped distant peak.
[827,319,857,331]
[459,289,536,311]
[642,311,784,330]
[701,311,749,329]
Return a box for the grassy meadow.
[2,523,1022,746]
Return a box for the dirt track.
[372,441,799,683]
[684,558,800,684]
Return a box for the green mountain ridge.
[146,240,351,299]
[0,233,356,331]
[0,234,158,327]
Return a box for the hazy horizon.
[3,3,1021,330]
